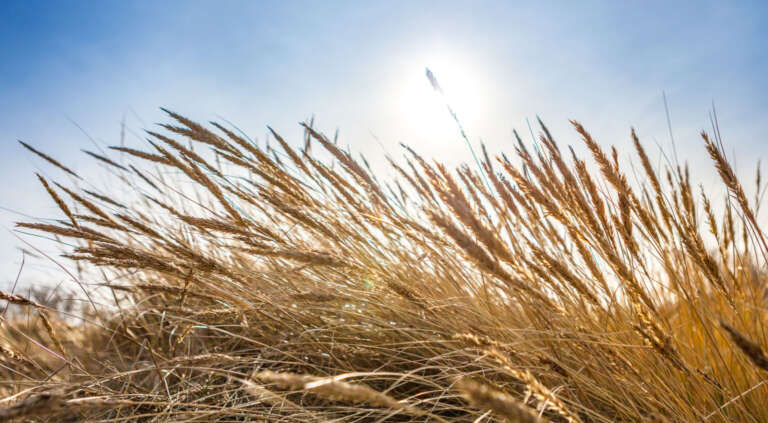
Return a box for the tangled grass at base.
[3,110,768,422]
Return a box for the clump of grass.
[2,109,768,422]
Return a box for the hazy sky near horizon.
[1,1,767,288]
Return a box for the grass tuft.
[3,112,768,422]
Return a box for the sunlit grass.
[2,107,768,422]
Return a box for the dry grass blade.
[110,146,172,165]
[457,378,548,423]
[37,309,67,357]
[36,173,79,229]
[19,141,81,179]
[721,321,768,371]
[253,370,446,421]
[82,150,129,171]
[243,247,349,267]
[16,222,114,243]
[0,290,44,308]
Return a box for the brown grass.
[2,109,768,422]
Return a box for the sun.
[397,57,486,143]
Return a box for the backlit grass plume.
[2,109,768,422]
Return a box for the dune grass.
[2,110,768,422]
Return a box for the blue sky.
[1,1,767,286]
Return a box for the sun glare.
[398,57,485,143]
